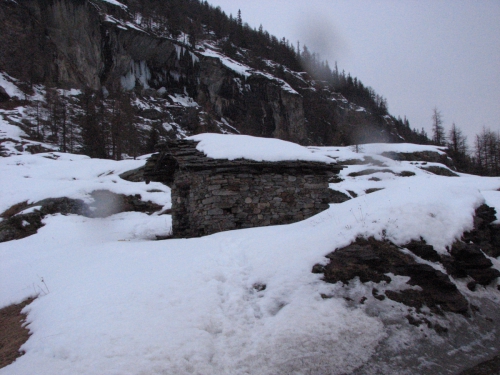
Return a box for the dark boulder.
[462,204,500,258]
[327,189,351,204]
[442,242,500,286]
[420,165,459,177]
[405,240,441,262]
[0,86,10,102]
[318,237,469,314]
[119,166,145,182]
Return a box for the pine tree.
[237,9,242,28]
[447,123,470,171]
[188,22,196,48]
[448,123,467,155]
[80,89,107,159]
[432,107,446,146]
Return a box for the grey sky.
[207,0,500,144]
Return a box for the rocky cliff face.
[0,0,404,146]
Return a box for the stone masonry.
[145,139,343,238]
[172,169,332,238]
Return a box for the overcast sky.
[207,0,500,144]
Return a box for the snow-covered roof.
[188,133,335,163]
[144,134,343,185]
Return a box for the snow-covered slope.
[1,124,500,374]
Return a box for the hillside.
[0,0,428,158]
[1,1,500,374]
[1,110,500,373]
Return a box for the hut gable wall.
[171,168,331,238]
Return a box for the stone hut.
[145,134,344,238]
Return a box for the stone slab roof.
[144,139,344,185]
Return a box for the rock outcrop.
[0,191,162,243]
[314,237,470,315]
[313,204,500,321]
[0,86,9,102]
[0,0,409,146]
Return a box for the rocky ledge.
[313,204,500,321]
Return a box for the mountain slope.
[0,0,424,151]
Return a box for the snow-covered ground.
[1,124,500,373]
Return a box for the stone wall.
[171,169,331,238]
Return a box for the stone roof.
[144,139,344,185]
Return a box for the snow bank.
[0,152,170,215]
[189,133,336,163]
[0,72,24,98]
[0,117,27,140]
[1,141,500,375]
[359,143,447,155]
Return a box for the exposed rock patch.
[420,165,459,177]
[348,168,415,178]
[459,354,500,375]
[341,156,388,167]
[0,197,85,242]
[328,189,351,203]
[0,298,34,369]
[442,242,500,286]
[0,192,162,243]
[313,205,500,325]
[365,188,384,194]
[0,86,10,102]
[24,144,54,154]
[119,166,145,183]
[348,168,393,177]
[381,150,453,168]
[398,170,416,177]
[314,237,469,315]
[405,240,441,262]
[462,204,500,258]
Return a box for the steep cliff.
[0,0,406,147]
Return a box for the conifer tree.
[432,107,446,146]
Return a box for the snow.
[98,0,127,9]
[0,72,24,98]
[174,44,184,60]
[0,152,170,215]
[188,133,337,163]
[124,21,143,32]
[221,118,240,134]
[190,51,199,65]
[0,117,27,139]
[198,46,299,94]
[120,60,157,91]
[254,71,299,95]
[360,142,447,155]
[200,48,252,77]
[168,94,199,107]
[1,134,500,374]
[16,206,42,215]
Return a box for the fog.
[207,0,500,143]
